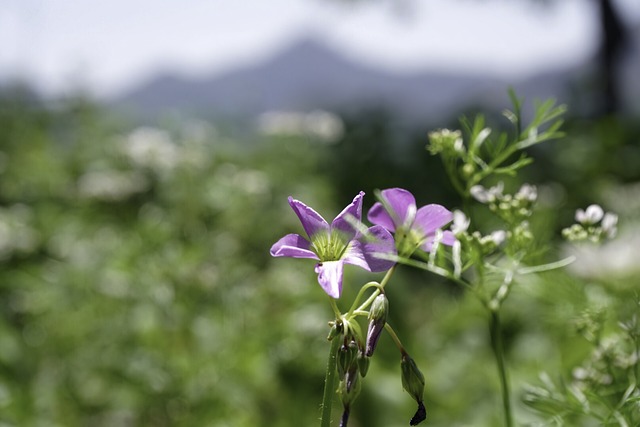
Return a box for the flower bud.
[401,353,427,425]
[410,401,427,426]
[401,353,425,404]
[365,293,389,357]
[357,350,370,377]
[461,163,475,178]
[337,340,358,378]
[327,321,343,341]
[339,409,350,427]
[338,364,361,410]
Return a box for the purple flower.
[271,191,396,298]
[367,188,455,256]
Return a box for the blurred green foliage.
[0,87,639,426]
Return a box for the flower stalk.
[320,332,343,427]
[490,310,514,427]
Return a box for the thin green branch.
[355,265,396,313]
[384,323,406,354]
[516,256,576,275]
[329,297,342,319]
[347,281,383,319]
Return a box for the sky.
[1,0,639,98]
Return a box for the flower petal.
[379,188,416,229]
[343,225,396,272]
[315,260,344,298]
[367,202,396,232]
[421,230,457,252]
[414,204,453,237]
[288,196,330,239]
[331,191,364,239]
[270,234,319,259]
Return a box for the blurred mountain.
[112,32,640,123]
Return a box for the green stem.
[489,310,514,427]
[329,297,342,319]
[631,325,640,387]
[347,281,383,319]
[355,265,396,313]
[320,334,342,427]
[635,335,639,388]
[384,323,406,354]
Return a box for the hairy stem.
[320,334,342,427]
[490,310,514,427]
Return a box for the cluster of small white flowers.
[232,169,270,196]
[257,110,344,143]
[511,221,534,246]
[564,229,640,279]
[77,170,149,201]
[427,129,465,155]
[450,210,506,250]
[121,127,181,173]
[470,182,537,221]
[470,182,504,204]
[563,204,618,243]
[179,121,216,169]
[515,184,537,202]
[0,204,39,260]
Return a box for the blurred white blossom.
[470,182,504,204]
[564,204,618,243]
[515,184,537,202]
[489,230,507,246]
[575,204,604,225]
[233,169,270,196]
[121,127,181,173]
[451,210,470,235]
[77,170,148,201]
[564,227,640,280]
[0,204,39,260]
[601,213,618,239]
[257,110,344,143]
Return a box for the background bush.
[1,89,639,426]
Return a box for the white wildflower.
[575,204,604,225]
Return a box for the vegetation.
[0,87,639,426]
